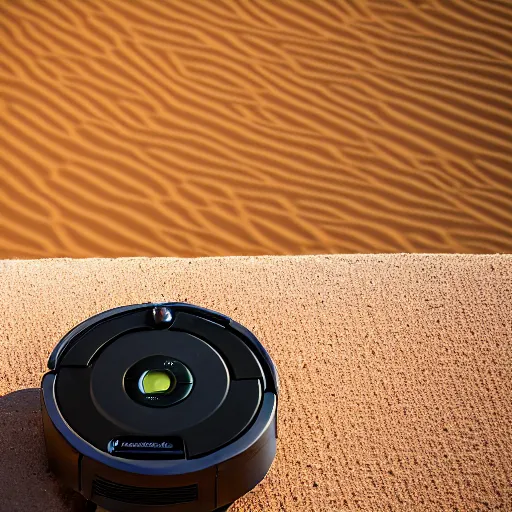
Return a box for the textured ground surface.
[1,1,512,257]
[0,254,510,511]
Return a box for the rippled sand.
[0,1,511,258]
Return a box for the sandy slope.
[0,1,511,258]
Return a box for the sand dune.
[0,0,511,258]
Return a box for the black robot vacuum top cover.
[41,303,279,512]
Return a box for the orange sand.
[0,1,512,258]
[0,255,511,511]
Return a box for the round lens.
[124,356,194,407]
[138,370,175,394]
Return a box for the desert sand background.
[0,0,511,258]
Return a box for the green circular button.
[141,370,171,394]
[127,357,194,407]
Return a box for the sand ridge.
[0,1,511,257]
[0,255,510,510]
